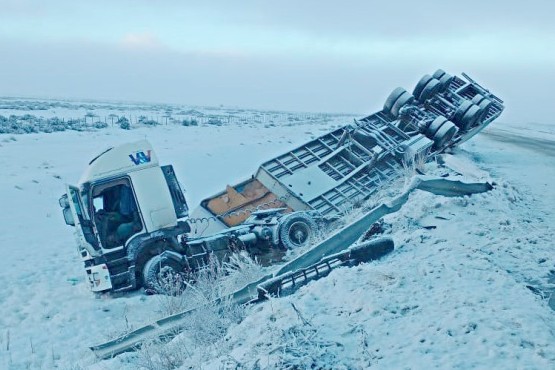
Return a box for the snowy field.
[0,97,350,135]
[0,99,554,369]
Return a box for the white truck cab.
[60,139,320,294]
[60,140,190,293]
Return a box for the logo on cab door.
[129,150,152,165]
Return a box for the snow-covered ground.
[0,97,351,135]
[0,101,554,369]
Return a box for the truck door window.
[93,197,104,212]
[92,180,143,249]
[66,186,99,250]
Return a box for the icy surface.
[0,103,554,369]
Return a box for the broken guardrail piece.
[414,176,493,196]
[256,237,394,300]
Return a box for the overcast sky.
[0,0,554,123]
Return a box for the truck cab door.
[65,185,101,256]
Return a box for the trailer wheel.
[478,99,493,121]
[432,121,458,150]
[413,74,433,100]
[418,78,441,101]
[458,104,482,130]
[425,115,448,138]
[471,95,490,123]
[432,69,446,79]
[432,69,453,91]
[383,87,406,115]
[279,213,317,249]
[142,252,188,294]
[472,94,485,105]
[438,73,454,91]
[390,91,415,118]
[452,100,473,124]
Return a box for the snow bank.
[0,112,554,369]
[182,183,555,369]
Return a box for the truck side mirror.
[59,194,70,208]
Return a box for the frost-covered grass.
[0,101,554,369]
[135,254,262,370]
[0,97,354,135]
[153,252,264,318]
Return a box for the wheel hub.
[289,221,310,246]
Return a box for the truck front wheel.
[142,252,188,294]
[279,213,318,249]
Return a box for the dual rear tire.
[452,101,484,131]
[413,70,453,102]
[383,88,415,118]
[424,115,458,150]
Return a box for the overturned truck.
[59,69,504,295]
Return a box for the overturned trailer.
[190,70,503,236]
[194,71,502,229]
[60,69,504,295]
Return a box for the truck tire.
[432,69,453,91]
[142,252,187,294]
[390,91,415,118]
[279,212,317,249]
[437,73,454,91]
[413,74,433,100]
[432,69,446,79]
[432,121,458,149]
[472,94,485,105]
[383,87,406,115]
[478,99,493,121]
[471,95,490,123]
[452,100,473,124]
[458,104,482,130]
[418,78,441,101]
[425,116,448,138]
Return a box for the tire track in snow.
[482,128,555,157]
